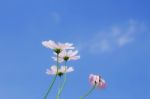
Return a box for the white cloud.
[82,20,146,54]
[90,39,110,52]
[117,35,134,47]
[50,12,61,24]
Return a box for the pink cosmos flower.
[89,74,106,88]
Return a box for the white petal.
[46,65,58,75]
[59,50,67,57]
[52,57,57,61]
[89,74,96,85]
[59,66,66,73]
[52,56,64,63]
[65,43,73,46]
[95,76,100,84]
[66,67,74,72]
[70,56,80,60]
[89,74,95,80]
[58,42,74,50]
[46,69,52,75]
[64,43,75,49]
[67,50,73,56]
[50,65,57,73]
[101,79,105,83]
[42,40,57,49]
[71,50,78,56]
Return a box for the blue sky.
[0,0,150,99]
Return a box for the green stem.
[80,86,96,99]
[56,74,67,99]
[56,61,67,99]
[56,53,59,73]
[43,53,59,99]
[43,75,57,99]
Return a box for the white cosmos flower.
[52,50,80,62]
[46,65,74,76]
[42,40,74,53]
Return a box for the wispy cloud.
[50,12,61,24]
[80,20,146,54]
